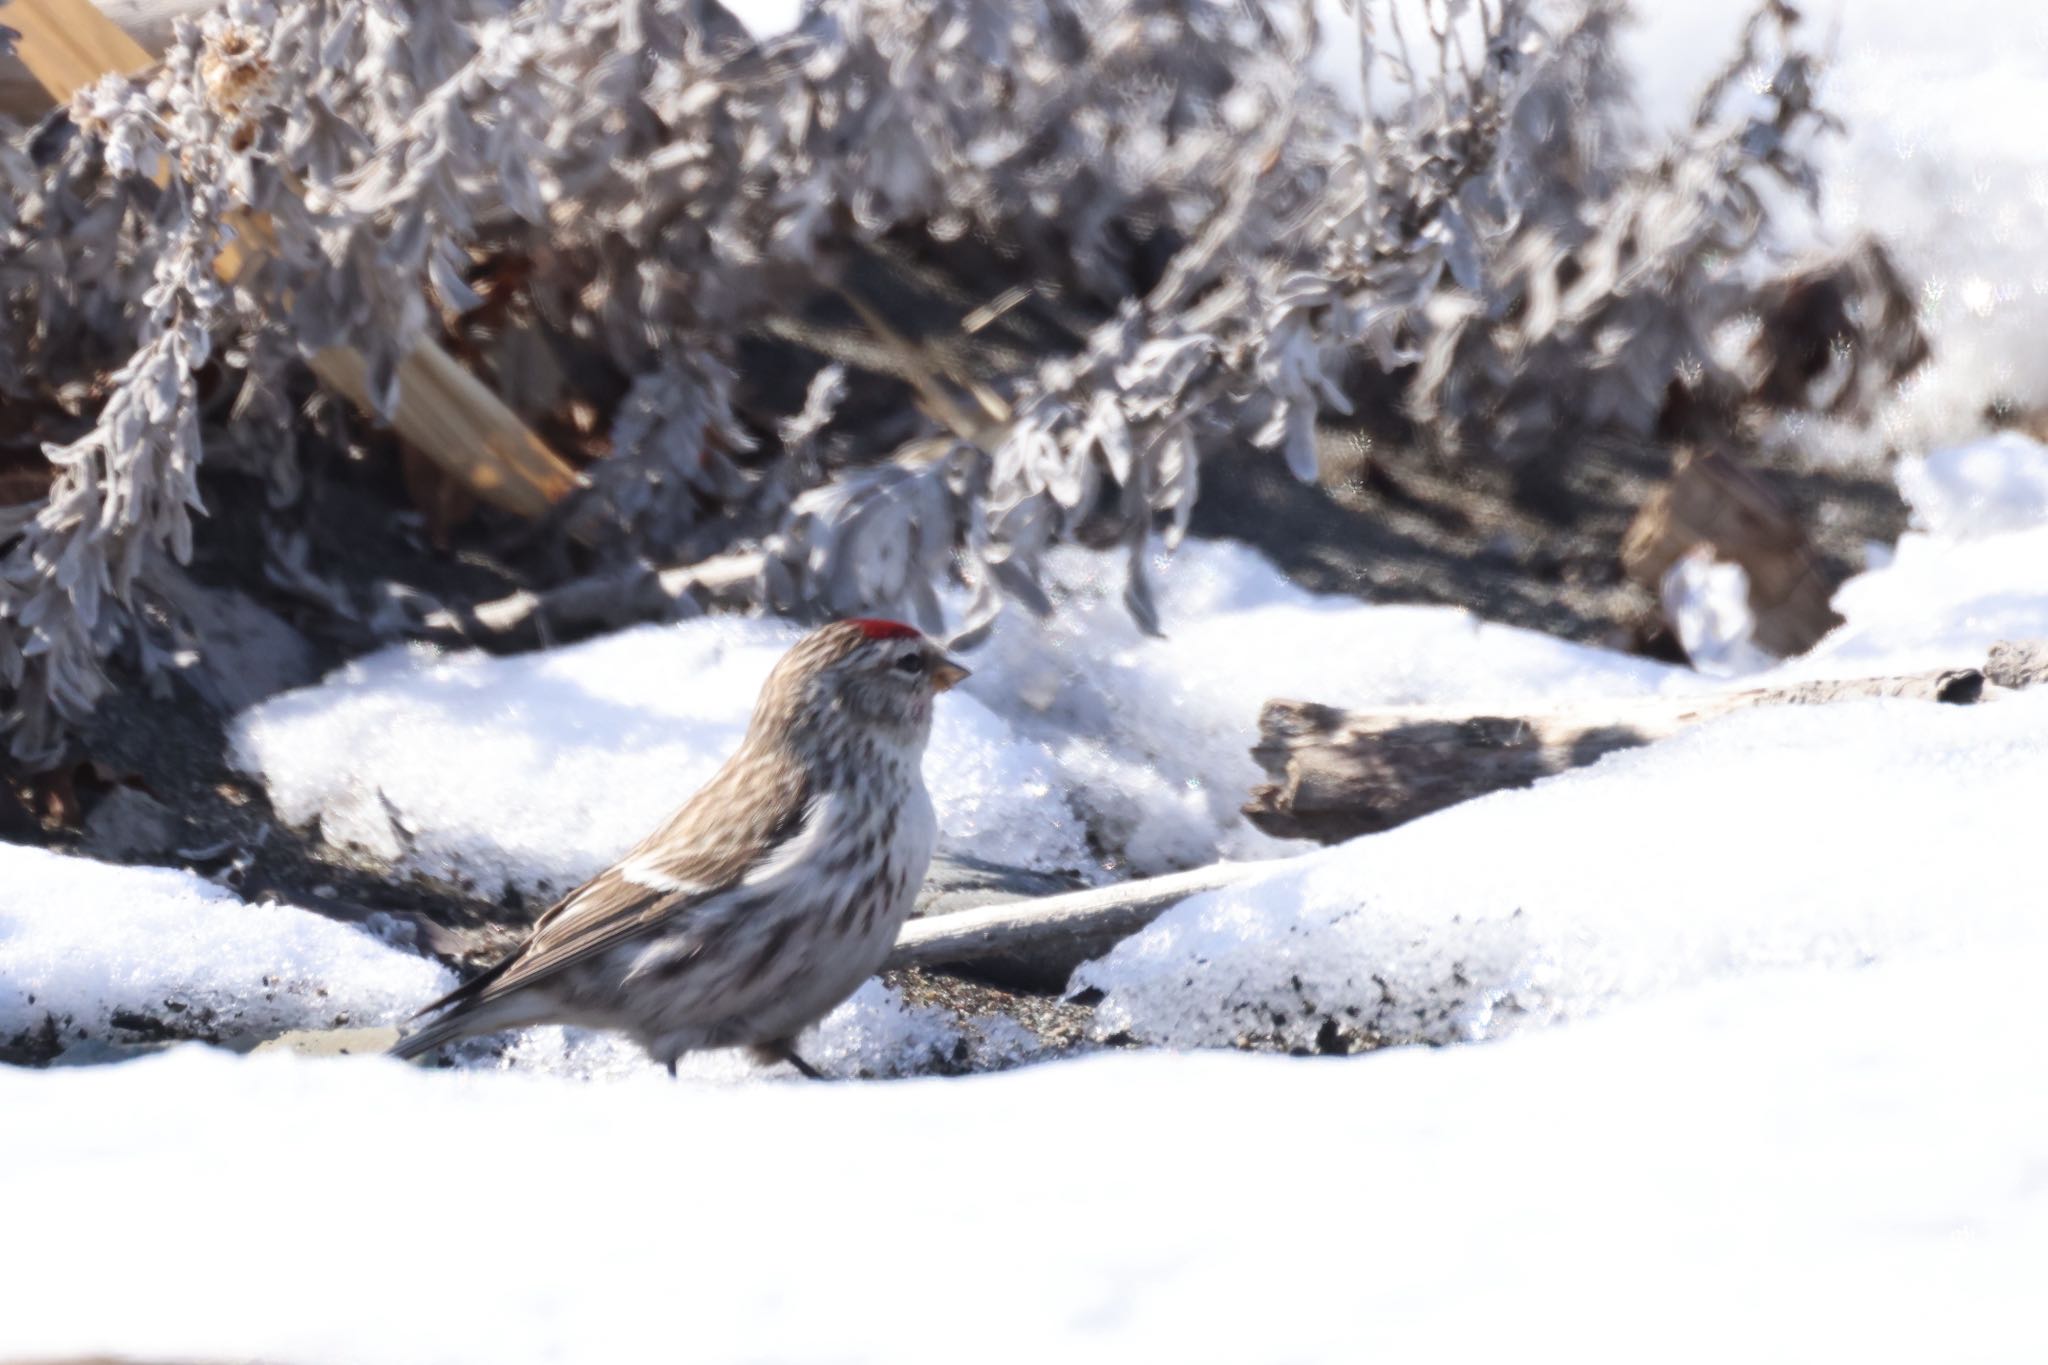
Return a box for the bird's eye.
[894,653,926,675]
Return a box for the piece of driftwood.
[0,0,186,116]
[1985,639,2048,691]
[6,0,584,519]
[902,853,1092,992]
[886,860,1266,981]
[418,549,766,651]
[1621,448,1842,659]
[1244,661,2004,844]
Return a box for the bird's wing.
[413,745,811,1019]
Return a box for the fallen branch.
[1621,447,1842,659]
[0,0,189,117]
[1985,639,2048,690]
[1244,660,2007,844]
[886,860,1268,981]
[417,549,765,652]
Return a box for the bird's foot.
[752,1039,826,1080]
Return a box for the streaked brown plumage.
[389,618,969,1075]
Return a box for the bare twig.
[417,550,766,653]
[887,861,1270,977]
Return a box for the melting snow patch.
[490,978,1045,1082]
[0,843,449,1055]
[1896,430,2048,539]
[952,536,1683,872]
[1780,432,2048,679]
[233,614,1093,897]
[1075,690,2048,1050]
[1659,548,1774,679]
[234,538,1682,886]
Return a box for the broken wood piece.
[1244,660,2008,845]
[303,343,584,518]
[0,0,194,116]
[1984,639,2048,691]
[0,0,161,103]
[1622,448,1842,660]
[906,853,1092,992]
[6,0,584,519]
[886,860,1268,981]
[418,549,766,652]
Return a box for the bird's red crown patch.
[848,617,920,640]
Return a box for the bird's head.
[753,617,971,757]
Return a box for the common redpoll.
[390,618,969,1076]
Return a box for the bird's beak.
[931,657,971,692]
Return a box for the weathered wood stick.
[0,0,170,109]
[6,0,585,519]
[1985,639,2048,691]
[418,549,766,651]
[1243,661,2003,844]
[886,860,1268,976]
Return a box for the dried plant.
[0,0,1928,768]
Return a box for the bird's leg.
[755,1039,826,1080]
[666,1057,678,1079]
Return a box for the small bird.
[389,618,969,1077]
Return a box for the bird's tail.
[388,988,554,1063]
[387,954,524,1062]
[387,1011,470,1063]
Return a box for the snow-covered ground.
[7,5,2048,1354]
[1078,687,2048,1050]
[230,417,2048,904]
[0,831,1037,1078]
[0,841,449,1055]
[3,946,2043,1365]
[6,435,2048,1363]
[1066,436,2048,1055]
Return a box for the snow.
[1076,688,2048,1050]
[1896,429,2048,539]
[8,13,2048,1353]
[232,538,1680,891]
[721,0,807,38]
[17,425,2048,1365]
[1779,431,2048,679]
[2,944,2043,1365]
[231,614,1094,896]
[17,420,2042,1357]
[954,537,1679,871]
[493,976,1044,1083]
[0,831,1040,1079]
[0,841,449,1053]
[1658,548,1773,677]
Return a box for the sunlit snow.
[0,842,448,1053]
[7,6,2048,1360]
[2,950,2043,1365]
